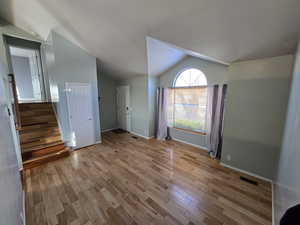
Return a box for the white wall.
[11,55,34,99]
[46,31,101,144]
[274,41,300,224]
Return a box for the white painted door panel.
[116,85,131,132]
[66,83,95,149]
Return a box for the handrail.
[8,74,21,130]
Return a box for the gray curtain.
[155,87,168,140]
[206,84,227,159]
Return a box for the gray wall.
[46,31,101,144]
[11,55,34,99]
[274,41,300,224]
[159,56,228,148]
[98,72,117,131]
[221,55,294,180]
[158,54,294,181]
[118,75,149,137]
[148,76,158,137]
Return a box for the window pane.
[174,68,207,87]
[173,87,207,132]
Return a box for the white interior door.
[116,85,131,132]
[66,83,95,149]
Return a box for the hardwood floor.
[24,132,272,225]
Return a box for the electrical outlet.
[226,154,231,161]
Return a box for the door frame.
[116,85,131,132]
[4,35,47,102]
[66,82,95,149]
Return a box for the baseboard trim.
[220,162,273,183]
[101,128,118,133]
[130,132,153,140]
[272,182,275,225]
[22,190,26,225]
[172,137,208,151]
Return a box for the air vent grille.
[240,176,258,186]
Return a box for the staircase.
[19,102,70,169]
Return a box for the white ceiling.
[1,0,299,79]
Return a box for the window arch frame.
[173,67,208,88]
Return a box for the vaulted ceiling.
[1,0,299,79]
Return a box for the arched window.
[174,68,207,87]
[167,68,208,133]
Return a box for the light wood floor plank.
[25,132,272,225]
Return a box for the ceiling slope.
[147,37,186,77]
[1,0,299,79]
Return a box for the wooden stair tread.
[20,111,55,118]
[23,148,69,163]
[20,127,60,137]
[23,148,70,169]
[21,135,61,145]
[20,132,61,144]
[20,115,57,126]
[21,137,62,150]
[19,102,53,111]
[22,140,64,153]
[19,102,70,169]
[20,122,58,132]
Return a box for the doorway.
[66,82,95,149]
[116,85,131,132]
[5,36,46,103]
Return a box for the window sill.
[171,127,207,136]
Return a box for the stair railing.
[8,73,21,130]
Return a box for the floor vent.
[131,136,138,139]
[240,176,258,186]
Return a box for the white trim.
[172,137,208,151]
[95,140,102,144]
[101,128,118,133]
[272,183,275,225]
[22,190,26,225]
[220,162,273,183]
[130,132,153,140]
